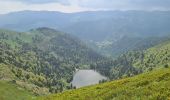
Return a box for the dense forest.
[0,28,114,95]
[40,37,170,100]
[0,27,170,100]
[109,39,170,79]
[1,0,170,99]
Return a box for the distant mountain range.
[1,10,170,57]
[1,10,170,99]
[0,10,170,42]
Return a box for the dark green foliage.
[108,40,170,80]
[1,27,170,99]
[0,28,113,95]
[40,68,170,100]
[164,64,169,68]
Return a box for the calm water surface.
[72,70,107,88]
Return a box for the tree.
[164,64,169,68]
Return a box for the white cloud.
[0,0,170,14]
[65,0,170,11]
[0,1,98,14]
[0,1,24,14]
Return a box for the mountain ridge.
[0,28,114,95]
[1,10,170,57]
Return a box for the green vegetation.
[1,27,170,99]
[109,39,170,79]
[40,67,170,100]
[0,81,35,100]
[96,36,170,57]
[39,37,170,100]
[0,28,113,95]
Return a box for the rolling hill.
[0,11,170,42]
[40,36,170,100]
[40,67,170,100]
[109,37,170,79]
[93,36,170,57]
[1,11,170,57]
[0,28,114,95]
[1,27,170,100]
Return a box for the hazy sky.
[0,0,169,14]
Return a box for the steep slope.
[40,35,170,100]
[0,81,35,100]
[41,67,170,100]
[1,28,170,99]
[0,28,113,95]
[109,39,170,79]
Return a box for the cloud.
[66,0,170,11]
[0,0,170,14]
[0,0,98,14]
[6,0,70,5]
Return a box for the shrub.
[164,64,169,68]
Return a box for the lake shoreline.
[71,69,107,88]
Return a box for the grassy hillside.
[40,67,170,100]
[133,39,170,70]
[0,81,35,100]
[40,39,170,100]
[1,28,170,99]
[109,39,170,79]
[0,28,113,95]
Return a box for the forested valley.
[0,10,170,100]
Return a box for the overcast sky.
[0,0,170,14]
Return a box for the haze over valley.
[0,0,170,100]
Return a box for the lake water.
[71,70,107,88]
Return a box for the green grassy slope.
[0,81,35,100]
[41,67,170,100]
